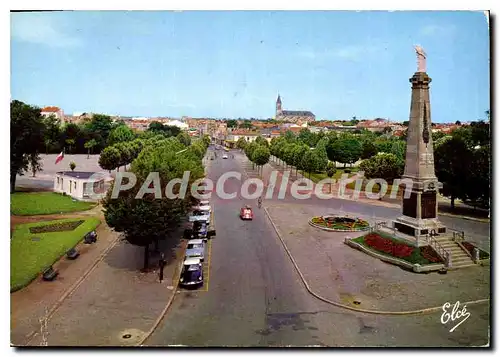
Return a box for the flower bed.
[364,233,414,258]
[310,216,370,231]
[352,232,444,265]
[461,241,490,260]
[29,220,84,234]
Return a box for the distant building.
[41,106,65,122]
[54,171,105,201]
[225,130,259,148]
[166,119,189,130]
[275,95,315,123]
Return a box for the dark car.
[179,258,203,287]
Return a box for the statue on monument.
[414,45,427,72]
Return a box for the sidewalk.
[11,208,118,346]
[266,202,490,313]
[11,211,187,346]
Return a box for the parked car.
[185,238,205,261]
[179,258,203,287]
[192,202,211,213]
[193,221,208,238]
[223,154,228,159]
[240,205,253,220]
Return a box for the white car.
[185,239,205,261]
[222,154,228,159]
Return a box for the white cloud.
[11,13,82,48]
[420,24,456,37]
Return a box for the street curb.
[263,207,489,316]
[438,212,490,223]
[25,223,120,345]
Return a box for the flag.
[55,151,64,164]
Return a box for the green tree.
[98,146,121,173]
[434,137,472,210]
[114,142,133,170]
[43,114,61,154]
[359,153,404,184]
[283,130,296,143]
[226,119,238,128]
[298,128,314,147]
[432,131,447,142]
[10,100,45,192]
[84,114,115,151]
[326,162,336,193]
[176,131,192,147]
[44,138,53,155]
[65,139,76,154]
[283,143,297,170]
[292,144,309,176]
[464,145,490,209]
[361,140,378,160]
[84,139,98,159]
[374,138,393,154]
[236,137,247,150]
[108,124,135,146]
[29,153,43,177]
[331,137,362,167]
[390,140,407,161]
[69,161,76,171]
[255,136,269,147]
[102,140,204,270]
[299,150,320,179]
[314,137,329,169]
[252,146,271,175]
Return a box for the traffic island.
[309,215,371,232]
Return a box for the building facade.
[54,171,105,201]
[41,106,65,122]
[275,95,315,123]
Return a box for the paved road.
[145,148,490,347]
[145,147,323,346]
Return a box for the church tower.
[276,94,282,117]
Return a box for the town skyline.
[11,11,489,122]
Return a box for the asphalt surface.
[145,147,322,346]
[144,147,490,347]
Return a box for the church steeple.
[276,93,282,116]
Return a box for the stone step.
[452,257,474,264]
[448,263,477,270]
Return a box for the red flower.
[364,233,414,258]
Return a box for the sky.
[10,11,490,122]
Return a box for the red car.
[240,206,253,220]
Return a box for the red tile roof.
[41,106,61,112]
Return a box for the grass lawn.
[346,180,404,196]
[298,168,359,183]
[351,232,441,265]
[11,192,96,216]
[11,217,100,292]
